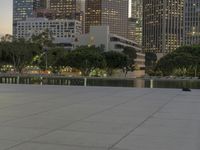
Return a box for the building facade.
[143,0,184,54]
[33,0,47,10]
[16,18,82,49]
[128,18,136,42]
[13,0,34,36]
[48,0,84,33]
[85,0,128,38]
[131,0,142,45]
[183,0,200,45]
[132,0,143,19]
[48,0,82,20]
[76,26,145,71]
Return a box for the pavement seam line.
[107,92,181,150]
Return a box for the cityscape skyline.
[0,0,132,35]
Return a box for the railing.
[0,74,200,89]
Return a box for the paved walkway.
[0,84,199,150]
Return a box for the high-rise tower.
[131,0,142,45]
[143,0,184,54]
[85,0,128,38]
[13,0,34,36]
[13,0,85,35]
[48,0,82,20]
[183,0,200,45]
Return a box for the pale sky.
[0,0,12,35]
[0,0,131,36]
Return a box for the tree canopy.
[33,47,67,72]
[103,51,128,76]
[0,39,41,72]
[155,46,200,76]
[145,52,157,67]
[122,47,137,76]
[65,46,106,76]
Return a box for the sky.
[0,0,12,35]
[0,0,131,36]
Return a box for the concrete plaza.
[0,84,199,150]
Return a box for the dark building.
[48,0,82,20]
[143,0,184,54]
[183,0,200,45]
[13,0,34,36]
[33,0,47,10]
[131,0,142,45]
[85,0,129,38]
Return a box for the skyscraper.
[33,0,48,10]
[131,0,142,45]
[132,0,142,19]
[48,0,82,20]
[13,0,34,36]
[183,0,200,45]
[85,0,128,38]
[128,17,136,41]
[48,0,84,33]
[143,0,184,54]
[13,0,85,35]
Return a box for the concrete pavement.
[0,84,199,150]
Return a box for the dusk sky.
[0,0,12,35]
[0,0,131,36]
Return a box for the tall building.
[33,0,47,10]
[128,18,136,41]
[143,0,184,54]
[131,0,142,45]
[85,0,128,38]
[48,0,84,33]
[48,0,82,20]
[183,0,200,45]
[13,0,34,36]
[13,0,85,35]
[132,0,143,19]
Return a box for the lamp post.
[43,46,48,70]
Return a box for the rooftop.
[0,84,199,150]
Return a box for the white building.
[76,26,145,72]
[16,18,82,49]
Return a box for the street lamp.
[43,46,48,70]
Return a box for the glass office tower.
[48,0,82,20]
[183,0,200,45]
[131,0,142,45]
[85,0,129,38]
[143,0,184,53]
[13,0,34,36]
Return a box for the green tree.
[31,29,54,48]
[65,46,106,76]
[34,47,67,73]
[145,52,157,67]
[0,34,13,42]
[122,47,137,76]
[104,51,128,76]
[0,39,41,73]
[155,46,200,76]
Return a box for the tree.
[34,47,68,73]
[122,47,137,76]
[155,46,200,76]
[103,51,128,76]
[0,34,13,42]
[65,47,106,76]
[145,52,157,75]
[145,52,157,67]
[31,29,54,48]
[0,39,41,73]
